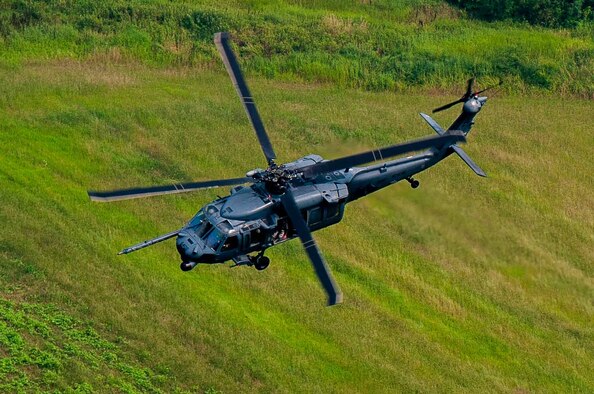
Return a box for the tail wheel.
[254,256,270,271]
[406,177,420,189]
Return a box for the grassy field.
[0,58,592,392]
[1,0,593,96]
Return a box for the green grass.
[0,262,190,392]
[0,0,592,96]
[0,59,592,392]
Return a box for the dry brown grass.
[321,14,368,36]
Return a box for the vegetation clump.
[447,0,594,28]
[0,263,190,392]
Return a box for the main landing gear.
[252,254,270,271]
[231,252,271,270]
[406,177,420,189]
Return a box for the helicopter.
[89,32,496,306]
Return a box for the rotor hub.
[248,164,300,195]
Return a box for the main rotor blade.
[214,32,277,165]
[281,188,343,306]
[88,177,251,202]
[301,133,465,178]
[432,98,464,113]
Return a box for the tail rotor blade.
[432,99,464,113]
[214,32,277,165]
[465,77,475,98]
[433,77,489,113]
[475,80,503,96]
[281,188,343,306]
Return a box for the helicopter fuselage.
[176,143,453,267]
[175,94,488,269]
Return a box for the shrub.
[447,0,594,28]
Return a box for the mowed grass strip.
[0,61,592,392]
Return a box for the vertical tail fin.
[419,113,487,177]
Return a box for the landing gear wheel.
[407,177,420,189]
[254,256,270,271]
[180,261,197,271]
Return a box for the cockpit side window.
[250,228,265,246]
[205,228,224,250]
[221,236,238,252]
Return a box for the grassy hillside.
[0,59,592,392]
[0,270,184,392]
[0,0,593,96]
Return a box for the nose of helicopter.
[176,231,204,270]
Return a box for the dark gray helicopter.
[89,32,495,306]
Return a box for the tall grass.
[0,0,592,96]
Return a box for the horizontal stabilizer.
[420,113,445,135]
[420,113,486,177]
[451,145,487,177]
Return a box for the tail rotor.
[420,77,499,178]
[433,78,502,114]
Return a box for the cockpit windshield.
[188,210,212,238]
[189,211,237,251]
[188,210,205,228]
[197,221,213,238]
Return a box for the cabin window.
[250,228,265,246]
[325,204,339,219]
[307,207,322,226]
[221,236,238,251]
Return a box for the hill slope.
[1,0,593,96]
[0,60,592,392]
